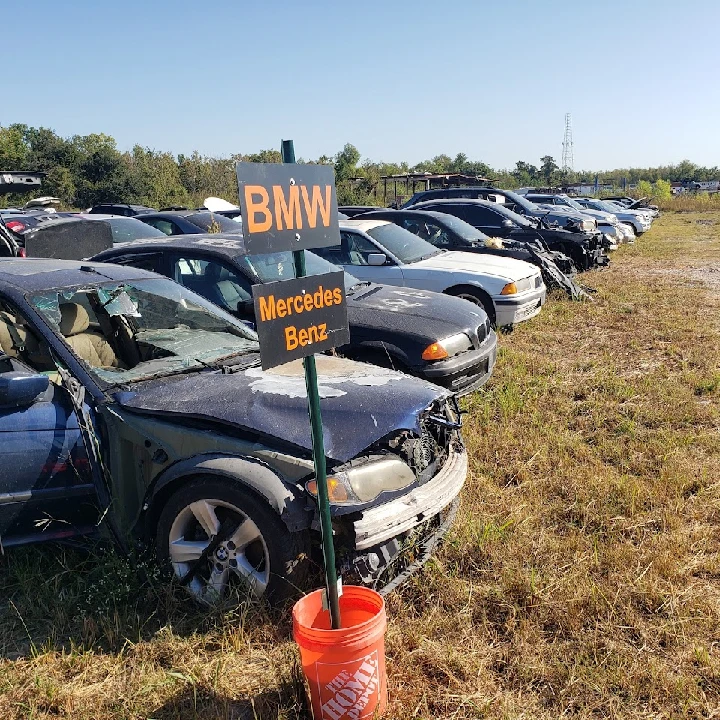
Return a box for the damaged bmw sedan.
[0,259,467,603]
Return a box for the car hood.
[411,250,536,281]
[113,355,449,463]
[347,282,486,336]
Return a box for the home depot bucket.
[292,586,387,719]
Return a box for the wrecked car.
[0,258,467,603]
[313,220,546,327]
[351,208,590,300]
[91,234,498,395]
[410,199,609,273]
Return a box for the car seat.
[204,263,250,311]
[59,303,126,369]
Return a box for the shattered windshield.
[29,277,258,385]
[236,250,361,291]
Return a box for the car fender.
[144,453,311,535]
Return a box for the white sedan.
[314,219,546,327]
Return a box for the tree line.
[1,124,718,209]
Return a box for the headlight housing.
[422,332,472,361]
[305,456,416,504]
[501,281,518,295]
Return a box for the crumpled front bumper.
[340,445,468,592]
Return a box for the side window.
[0,300,54,371]
[143,219,174,236]
[462,205,502,227]
[401,219,451,247]
[170,256,252,313]
[112,253,161,274]
[313,232,376,266]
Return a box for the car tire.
[155,476,308,605]
[445,286,496,326]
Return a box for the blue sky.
[4,0,719,170]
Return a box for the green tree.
[540,155,559,185]
[334,143,361,181]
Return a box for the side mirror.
[0,371,49,408]
[500,219,516,235]
[236,299,255,318]
[367,253,387,266]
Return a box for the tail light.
[18,247,27,258]
[5,221,26,233]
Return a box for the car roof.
[339,219,391,232]
[91,233,248,259]
[412,198,498,207]
[0,258,160,294]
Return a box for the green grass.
[1,211,720,718]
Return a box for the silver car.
[574,198,652,236]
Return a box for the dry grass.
[1,212,719,719]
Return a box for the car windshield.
[483,203,535,228]
[554,196,585,212]
[499,190,541,212]
[29,277,258,386]
[236,250,361,291]
[365,223,440,263]
[424,212,488,243]
[186,213,243,234]
[594,200,621,212]
[106,217,167,242]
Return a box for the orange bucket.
[292,585,388,719]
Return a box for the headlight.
[422,332,472,361]
[581,219,596,231]
[306,456,416,504]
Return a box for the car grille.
[472,318,491,346]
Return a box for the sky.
[4,0,720,171]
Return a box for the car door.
[314,231,405,286]
[0,353,97,543]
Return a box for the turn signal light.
[500,282,518,295]
[306,477,349,503]
[422,342,449,361]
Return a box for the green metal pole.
[281,139,342,629]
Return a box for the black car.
[353,208,588,299]
[410,199,608,272]
[87,203,157,217]
[0,257,467,603]
[136,210,243,236]
[401,186,600,235]
[91,234,498,395]
[338,206,386,218]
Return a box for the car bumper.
[494,285,546,326]
[351,444,467,551]
[420,330,498,395]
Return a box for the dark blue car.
[0,259,467,604]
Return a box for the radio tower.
[561,113,574,174]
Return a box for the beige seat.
[59,303,125,369]
[0,311,27,357]
[0,310,48,367]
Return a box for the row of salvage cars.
[0,186,656,605]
